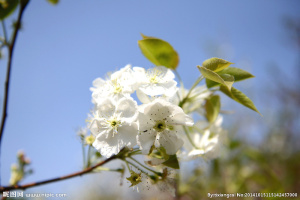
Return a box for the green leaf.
[138,34,179,69]
[198,66,234,90]
[0,0,19,20]
[205,95,221,123]
[206,67,254,88]
[221,67,255,81]
[140,33,156,39]
[47,0,59,5]
[162,154,179,169]
[229,140,241,149]
[202,57,233,72]
[220,74,235,89]
[220,85,261,115]
[206,79,220,88]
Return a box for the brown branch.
[0,0,30,149]
[0,154,118,192]
[0,0,30,187]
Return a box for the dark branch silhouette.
[0,154,118,192]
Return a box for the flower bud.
[85,135,95,146]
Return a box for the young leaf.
[220,85,261,115]
[138,34,179,69]
[202,57,233,72]
[205,79,219,88]
[206,67,254,88]
[220,74,235,89]
[220,67,254,81]
[198,66,234,90]
[0,0,19,20]
[162,154,179,169]
[205,95,221,123]
[47,0,59,5]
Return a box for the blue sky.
[0,0,299,196]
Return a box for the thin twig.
[0,0,30,187]
[128,157,161,176]
[1,21,8,44]
[0,0,30,150]
[0,154,118,192]
[178,75,204,108]
[182,126,199,149]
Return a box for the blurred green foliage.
[178,17,300,200]
[179,137,300,199]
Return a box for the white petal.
[156,177,176,197]
[90,78,106,91]
[188,149,205,157]
[89,119,103,136]
[137,112,155,132]
[96,98,116,118]
[111,64,132,80]
[139,84,165,96]
[137,130,157,154]
[89,119,99,136]
[136,89,152,104]
[171,112,194,126]
[116,97,138,123]
[133,67,147,84]
[167,104,194,126]
[142,99,172,120]
[163,83,178,97]
[158,131,183,155]
[117,123,138,148]
[195,120,209,130]
[199,130,210,147]
[93,130,119,158]
[158,80,177,91]
[214,115,223,127]
[155,66,175,80]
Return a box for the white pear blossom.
[133,66,177,103]
[90,64,137,102]
[179,116,225,160]
[187,129,220,159]
[89,97,139,157]
[137,98,193,155]
[128,168,177,197]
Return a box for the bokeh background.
[1,0,300,199]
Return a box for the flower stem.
[91,167,123,173]
[128,149,142,156]
[179,75,204,108]
[183,126,199,149]
[125,160,149,176]
[81,141,86,169]
[128,157,161,176]
[1,20,8,45]
[86,145,92,168]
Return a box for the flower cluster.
[84,64,225,195]
[88,64,211,157]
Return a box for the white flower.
[180,116,225,160]
[89,97,139,157]
[90,64,137,103]
[133,66,177,103]
[137,99,193,155]
[155,168,177,197]
[128,168,177,197]
[187,129,220,159]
